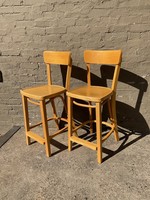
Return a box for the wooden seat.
[20,51,72,157]
[67,50,122,163]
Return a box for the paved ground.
[0,127,150,200]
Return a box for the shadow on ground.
[7,65,148,160]
[0,71,3,82]
[58,64,149,161]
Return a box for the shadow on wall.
[64,65,149,134]
[60,64,149,159]
[0,71,3,82]
[100,65,149,135]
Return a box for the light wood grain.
[20,51,72,157]
[67,49,122,163]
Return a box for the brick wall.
[0,0,149,134]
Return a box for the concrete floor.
[0,127,150,200]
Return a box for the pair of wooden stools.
[20,50,122,163]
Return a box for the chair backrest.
[43,51,72,90]
[84,50,122,91]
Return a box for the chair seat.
[21,85,66,100]
[67,86,113,102]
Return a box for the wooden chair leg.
[51,98,59,129]
[22,95,31,145]
[40,100,51,157]
[65,94,77,137]
[68,96,73,151]
[89,101,93,134]
[96,102,102,164]
[110,96,119,141]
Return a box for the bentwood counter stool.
[67,50,122,163]
[20,51,72,157]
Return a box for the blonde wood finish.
[70,136,97,150]
[22,95,30,145]
[40,100,51,157]
[26,131,45,145]
[21,85,66,101]
[84,50,121,65]
[96,102,102,163]
[68,96,73,151]
[20,51,72,157]
[68,86,113,102]
[44,51,71,90]
[44,51,71,66]
[67,50,122,163]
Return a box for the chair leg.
[110,96,119,141]
[96,102,102,164]
[51,98,59,129]
[22,95,31,145]
[68,96,73,151]
[89,101,93,134]
[40,100,51,157]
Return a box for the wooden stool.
[20,51,72,157]
[67,50,122,163]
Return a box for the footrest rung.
[27,131,45,145]
[70,136,97,150]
